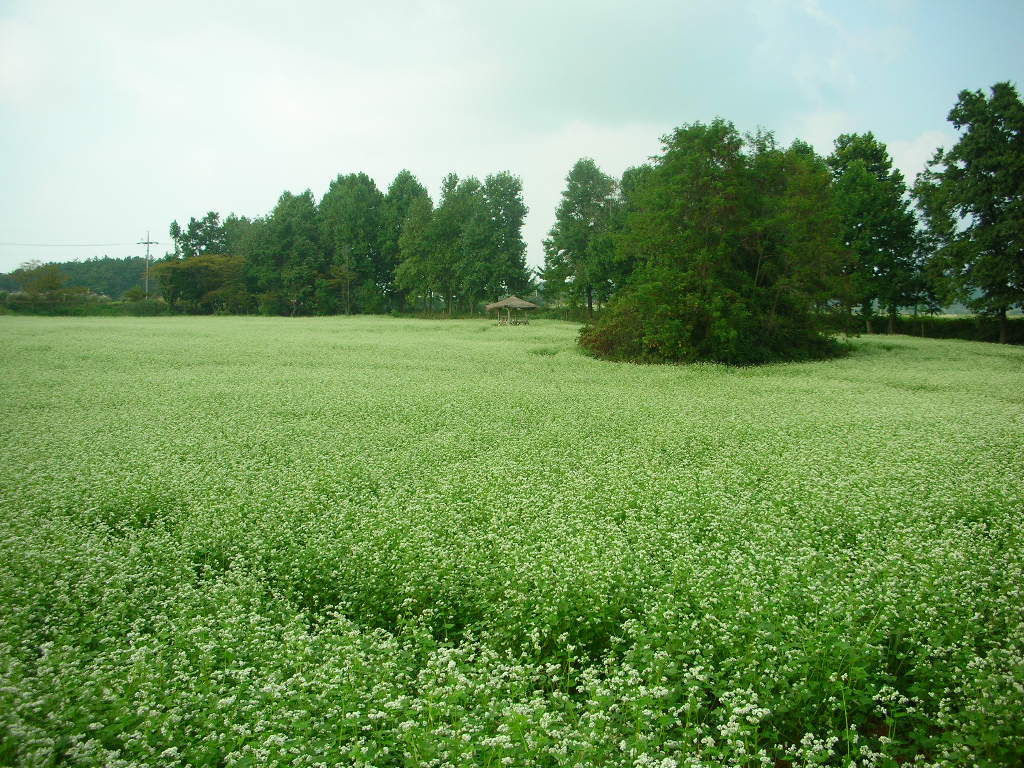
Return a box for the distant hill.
[0,256,158,299]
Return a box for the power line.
[0,242,139,247]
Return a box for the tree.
[481,171,531,299]
[381,170,431,310]
[608,164,653,286]
[580,121,848,364]
[914,82,1024,343]
[12,260,67,296]
[429,173,483,313]
[169,212,228,259]
[459,172,531,306]
[155,253,249,313]
[543,158,618,317]
[9,260,91,308]
[319,173,386,313]
[395,196,437,312]
[242,191,322,315]
[827,133,919,333]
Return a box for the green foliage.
[154,253,251,314]
[0,256,152,299]
[241,190,323,315]
[582,121,849,364]
[12,260,67,296]
[889,313,1024,344]
[432,173,482,312]
[395,196,437,309]
[1,317,1022,766]
[381,170,431,310]
[153,167,528,318]
[827,133,921,330]
[169,212,228,259]
[543,158,620,315]
[914,82,1024,341]
[320,173,386,314]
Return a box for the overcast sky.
[1,0,1022,274]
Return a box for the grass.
[1,316,1022,767]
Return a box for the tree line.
[156,170,531,316]
[3,83,1019,361]
[547,82,1022,362]
[0,256,152,300]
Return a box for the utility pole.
[138,231,158,298]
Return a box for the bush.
[580,288,848,365]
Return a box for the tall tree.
[581,121,847,364]
[243,190,322,315]
[169,212,228,259]
[827,133,919,333]
[381,170,431,309]
[604,164,653,293]
[460,172,531,306]
[319,173,386,313]
[482,171,531,298]
[543,158,618,317]
[914,82,1024,343]
[430,173,482,313]
[395,196,437,312]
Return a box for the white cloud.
[510,120,667,269]
[888,130,955,186]
[780,110,854,155]
[0,0,1016,274]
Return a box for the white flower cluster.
[1,317,1022,766]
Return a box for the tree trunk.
[587,285,594,320]
[887,308,895,335]
[863,301,873,334]
[998,306,1008,344]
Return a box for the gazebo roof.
[485,295,538,311]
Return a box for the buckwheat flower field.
[1,316,1022,767]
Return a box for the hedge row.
[880,314,1024,345]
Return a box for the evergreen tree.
[461,172,530,306]
[169,212,228,259]
[430,174,482,313]
[914,82,1024,343]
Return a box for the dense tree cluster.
[0,256,152,299]
[5,83,1019,358]
[156,170,530,315]
[574,123,849,364]
[549,82,1023,362]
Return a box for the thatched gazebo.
[486,295,538,325]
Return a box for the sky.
[1,0,1022,274]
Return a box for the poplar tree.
[543,158,618,318]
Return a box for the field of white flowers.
[1,316,1022,767]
